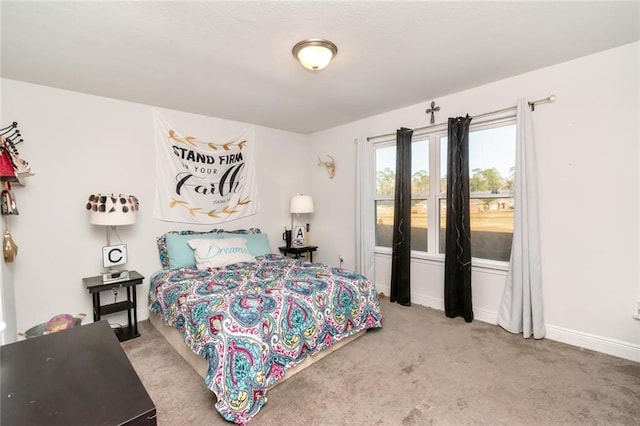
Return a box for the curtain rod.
[366,95,556,141]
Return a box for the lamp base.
[101,270,129,283]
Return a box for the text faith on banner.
[153,111,260,224]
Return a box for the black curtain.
[390,127,412,306]
[444,116,473,322]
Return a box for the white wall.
[309,42,640,361]
[2,42,638,361]
[0,79,310,341]
[0,64,17,344]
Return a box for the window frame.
[372,115,516,270]
[373,137,431,252]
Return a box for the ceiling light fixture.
[292,39,338,71]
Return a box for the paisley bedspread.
[149,254,383,424]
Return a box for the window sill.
[374,248,509,274]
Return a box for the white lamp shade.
[87,193,138,226]
[290,195,314,214]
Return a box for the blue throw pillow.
[165,232,226,269]
[222,232,272,257]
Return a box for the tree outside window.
[374,122,516,262]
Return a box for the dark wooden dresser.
[1,320,156,425]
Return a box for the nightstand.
[82,271,144,342]
[278,245,318,262]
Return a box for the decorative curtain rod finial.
[529,94,556,111]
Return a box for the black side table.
[279,245,318,262]
[83,270,144,342]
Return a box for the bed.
[148,229,383,424]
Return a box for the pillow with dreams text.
[157,228,261,269]
[188,238,255,270]
[165,232,272,269]
[221,232,272,257]
[165,232,226,269]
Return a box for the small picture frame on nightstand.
[102,244,128,268]
[292,225,305,247]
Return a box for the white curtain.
[497,98,545,339]
[355,136,376,281]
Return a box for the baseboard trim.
[470,310,640,362]
[375,285,640,362]
[137,306,150,322]
[411,293,443,311]
[385,289,500,325]
[472,307,498,325]
[545,324,640,362]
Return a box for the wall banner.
[153,111,259,224]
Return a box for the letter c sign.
[102,244,128,267]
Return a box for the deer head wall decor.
[317,155,335,178]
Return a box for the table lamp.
[290,194,314,247]
[86,193,139,282]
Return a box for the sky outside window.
[376,125,516,182]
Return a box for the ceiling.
[2,1,639,134]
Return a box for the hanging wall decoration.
[153,111,260,224]
[1,183,19,215]
[1,181,19,263]
[3,227,18,263]
[0,121,33,262]
[317,155,336,178]
[425,101,440,125]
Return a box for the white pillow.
[187,237,255,269]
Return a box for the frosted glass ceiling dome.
[292,39,338,71]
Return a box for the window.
[373,120,516,262]
[375,141,429,251]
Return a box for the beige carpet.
[121,298,640,425]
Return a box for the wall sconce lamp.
[292,39,338,71]
[86,193,139,283]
